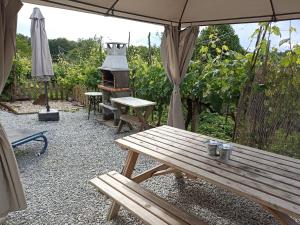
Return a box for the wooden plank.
[149,128,300,176]
[101,174,191,225]
[144,129,300,182]
[133,132,300,194]
[159,126,300,170]
[124,135,300,206]
[89,177,169,225]
[115,138,300,218]
[108,151,139,220]
[157,126,300,171]
[262,206,299,225]
[111,97,156,108]
[132,164,169,183]
[142,130,300,184]
[160,126,300,166]
[109,171,207,225]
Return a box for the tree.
[49,38,77,61]
[194,24,244,60]
[16,34,31,57]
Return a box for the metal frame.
[11,131,48,155]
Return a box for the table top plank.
[151,128,300,175]
[144,129,300,181]
[116,138,300,218]
[124,135,300,206]
[111,97,156,108]
[160,125,300,166]
[133,132,300,194]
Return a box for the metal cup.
[207,140,219,156]
[219,143,232,162]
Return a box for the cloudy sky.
[18,3,300,50]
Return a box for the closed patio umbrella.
[30,7,54,112]
[0,0,27,218]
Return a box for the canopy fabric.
[0,0,27,217]
[22,0,300,26]
[161,25,199,129]
[30,7,54,81]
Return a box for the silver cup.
[219,143,232,162]
[207,140,219,156]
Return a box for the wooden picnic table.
[110,97,156,133]
[111,125,300,225]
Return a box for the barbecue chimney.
[99,42,131,125]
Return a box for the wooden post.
[107,151,139,220]
[128,32,131,47]
[148,32,152,65]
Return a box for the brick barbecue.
[98,42,131,125]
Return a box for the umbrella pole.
[44,81,50,112]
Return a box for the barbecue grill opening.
[102,70,114,87]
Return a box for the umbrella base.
[38,109,59,121]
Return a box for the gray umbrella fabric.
[30,7,54,81]
[161,25,199,129]
[0,0,27,217]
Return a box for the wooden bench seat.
[89,171,208,225]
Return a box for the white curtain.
[0,0,26,217]
[161,25,199,129]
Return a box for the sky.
[18,3,300,51]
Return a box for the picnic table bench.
[111,97,156,134]
[90,171,208,225]
[6,128,48,155]
[90,125,300,225]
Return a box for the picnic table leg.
[134,105,153,131]
[262,206,299,225]
[107,150,139,220]
[93,97,96,115]
[88,97,92,120]
[115,106,132,134]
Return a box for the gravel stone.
[0,109,297,225]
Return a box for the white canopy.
[23,0,300,26]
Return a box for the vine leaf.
[279,38,290,47]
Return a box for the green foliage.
[16,34,31,57]
[197,111,235,140]
[194,25,244,60]
[54,37,105,90]
[130,54,172,119]
[1,34,32,100]
[269,130,300,159]
[49,38,77,61]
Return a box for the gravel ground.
[1,101,81,114]
[0,109,294,225]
